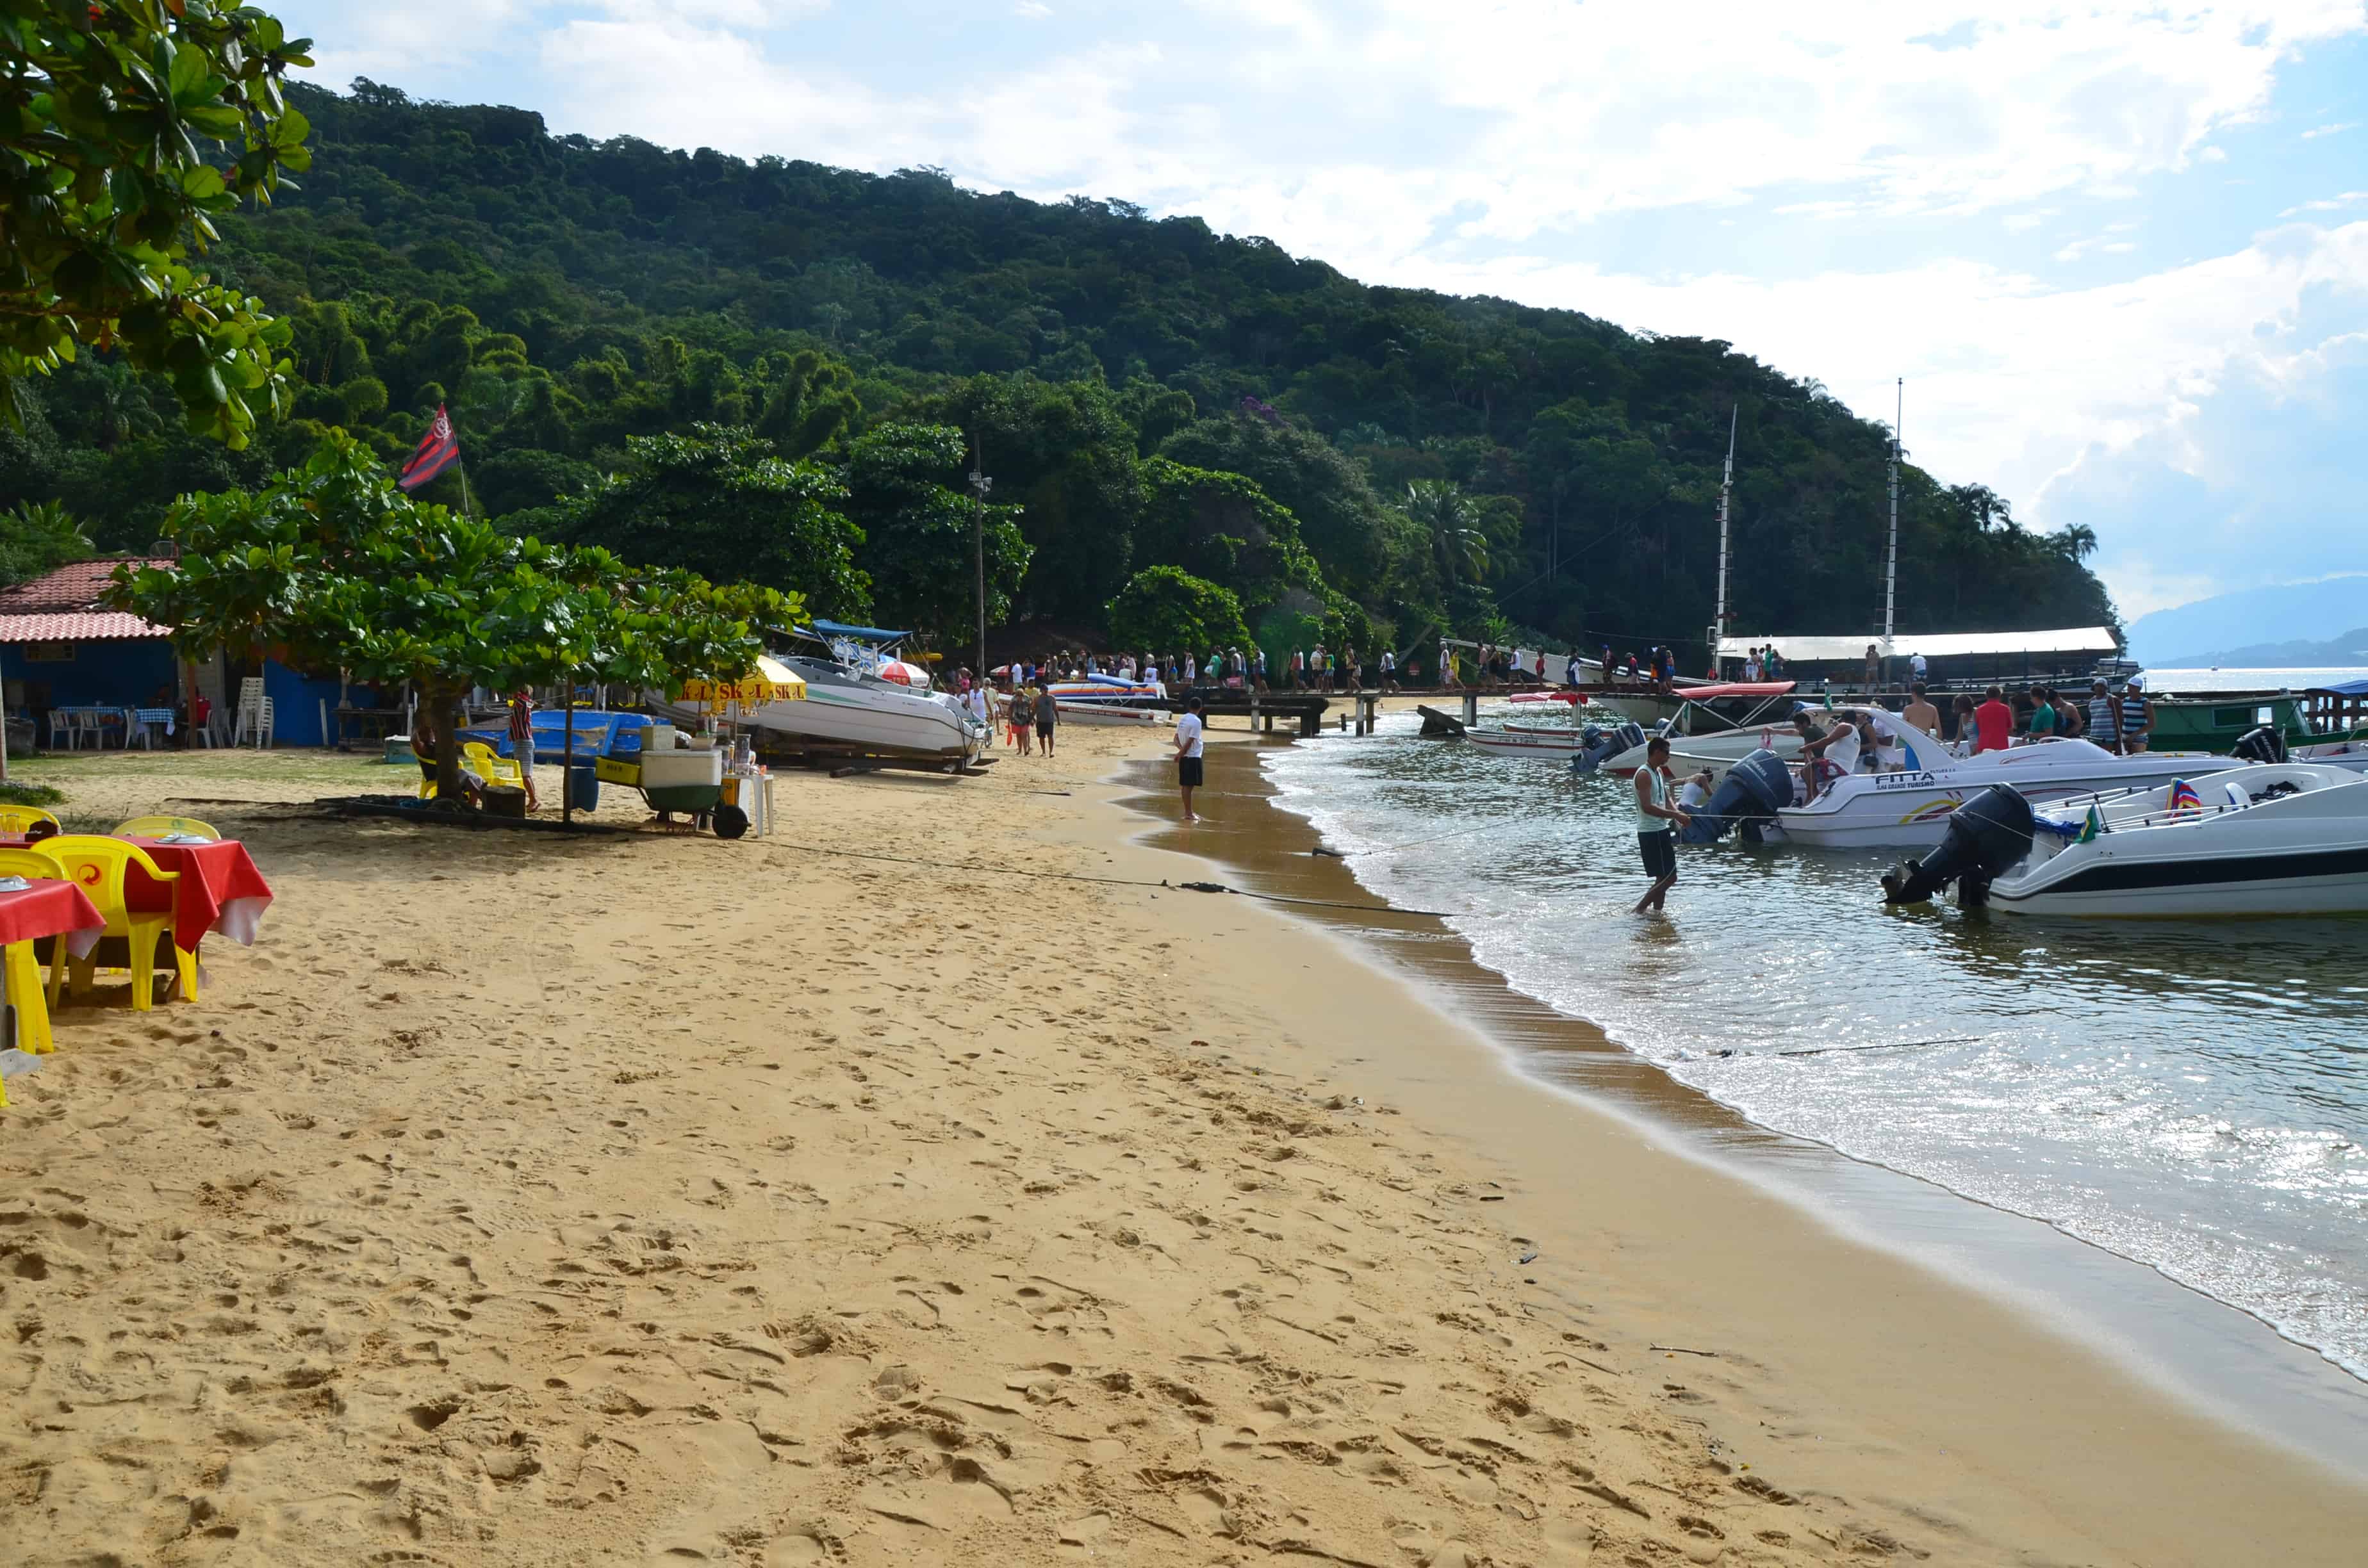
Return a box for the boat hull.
[1781,754,2249,849]
[664,655,987,763]
[1052,702,1169,728]
[1991,863,2368,917]
[1467,730,1586,758]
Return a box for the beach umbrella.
[875,658,927,687]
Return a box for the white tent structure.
[1718,628,2121,664]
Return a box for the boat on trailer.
[655,621,989,767]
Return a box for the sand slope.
[2,728,2360,1565]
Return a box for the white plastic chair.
[47,710,78,751]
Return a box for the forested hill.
[0,78,2116,661]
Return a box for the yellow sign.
[678,655,806,706]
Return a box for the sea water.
[1262,710,2368,1380]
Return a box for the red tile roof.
[0,559,175,642]
[0,610,169,642]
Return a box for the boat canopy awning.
[1719,628,2121,661]
[807,619,913,644]
[2311,678,2368,698]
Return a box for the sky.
[267,1,2368,620]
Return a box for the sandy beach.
[4,715,2367,1566]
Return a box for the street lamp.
[968,466,992,681]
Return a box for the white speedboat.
[1779,735,2248,849]
[2292,737,2368,774]
[1597,683,1804,776]
[1989,764,2368,917]
[658,624,987,765]
[1466,724,1591,758]
[1046,676,1170,728]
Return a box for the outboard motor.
[2232,725,2287,765]
[1678,748,1793,845]
[1568,723,1634,776]
[1882,785,2035,909]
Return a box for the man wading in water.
[1632,735,1691,913]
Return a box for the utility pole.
[1709,406,1736,676]
[1884,379,1901,669]
[967,432,992,680]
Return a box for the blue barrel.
[567,765,600,812]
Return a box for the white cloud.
[1369,220,2368,603]
[2301,120,2360,137]
[1015,1,1053,17]
[2280,191,2368,215]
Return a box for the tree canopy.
[105,434,795,796]
[1,1,316,445]
[10,77,2116,667]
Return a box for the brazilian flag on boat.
[2074,804,2107,844]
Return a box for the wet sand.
[1,728,2363,1565]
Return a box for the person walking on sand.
[1632,735,1690,913]
[1033,680,1058,758]
[1175,696,1206,822]
[507,686,539,811]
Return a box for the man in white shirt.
[1678,768,1715,812]
[1183,655,1197,685]
[1174,696,1206,822]
[1379,648,1395,688]
[1909,651,1928,683]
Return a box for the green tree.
[547,423,867,616]
[1135,456,1326,620]
[1106,565,1249,654]
[1160,412,1391,596]
[0,496,89,585]
[105,433,793,799]
[841,422,1030,640]
[1,1,316,444]
[1403,480,1491,588]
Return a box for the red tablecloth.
[0,837,273,953]
[0,880,104,956]
[121,838,273,952]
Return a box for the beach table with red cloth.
[119,838,274,954]
[0,880,104,1080]
[0,880,105,958]
[0,836,274,955]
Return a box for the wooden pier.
[1174,688,1386,736]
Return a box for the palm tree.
[2052,523,2098,560]
[1404,480,1490,587]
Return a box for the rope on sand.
[767,840,1455,920]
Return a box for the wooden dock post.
[1461,689,1478,727]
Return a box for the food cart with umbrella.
[591,657,806,837]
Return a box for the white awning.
[1720,628,2121,662]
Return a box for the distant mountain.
[2127,576,2368,666]
[2160,627,2368,667]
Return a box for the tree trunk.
[426,686,467,803]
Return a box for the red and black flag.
[397,404,460,492]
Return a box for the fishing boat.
[1046,676,1171,728]
[1465,725,1593,759]
[656,621,989,766]
[1988,764,2368,917]
[1778,734,2250,850]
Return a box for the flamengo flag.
[398,404,461,492]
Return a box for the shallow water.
[1262,710,2368,1380]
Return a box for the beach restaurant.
[0,557,344,749]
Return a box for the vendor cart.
[596,740,747,835]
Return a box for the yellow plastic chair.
[461,742,523,788]
[111,815,222,841]
[32,836,188,1012]
[0,847,65,1054]
[0,806,62,837]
